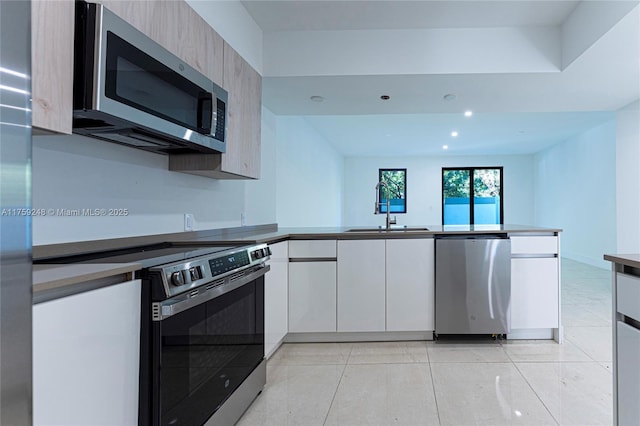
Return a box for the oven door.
[145,267,266,426]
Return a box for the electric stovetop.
[34,243,241,269]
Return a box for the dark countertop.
[169,224,562,246]
[604,254,640,269]
[31,224,561,301]
[34,223,562,260]
[33,262,141,304]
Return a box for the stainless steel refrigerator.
[0,0,32,423]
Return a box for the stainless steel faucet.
[375,181,397,230]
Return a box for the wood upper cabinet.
[169,42,262,179]
[221,42,262,179]
[99,0,224,84]
[32,0,74,134]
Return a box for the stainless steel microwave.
[73,1,227,154]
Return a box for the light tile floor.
[238,258,613,425]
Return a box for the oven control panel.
[152,243,271,298]
[209,250,250,276]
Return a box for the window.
[378,168,406,213]
[442,167,503,224]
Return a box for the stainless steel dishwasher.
[435,235,511,336]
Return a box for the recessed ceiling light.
[451,131,459,137]
[464,110,473,117]
[310,95,324,102]
[380,95,390,100]
[442,145,449,150]
[443,94,457,101]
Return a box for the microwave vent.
[97,131,172,148]
[73,117,115,130]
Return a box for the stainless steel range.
[138,243,271,426]
[43,242,271,426]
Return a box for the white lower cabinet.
[337,240,386,332]
[288,261,337,332]
[288,238,436,336]
[386,239,435,331]
[264,241,288,358]
[33,280,141,426]
[510,257,559,329]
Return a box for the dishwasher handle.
[435,233,509,240]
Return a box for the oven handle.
[152,264,270,321]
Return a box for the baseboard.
[284,331,433,343]
[507,328,555,340]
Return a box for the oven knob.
[252,250,262,260]
[264,247,272,256]
[189,266,202,281]
[171,271,185,286]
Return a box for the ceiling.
[241,1,640,157]
[241,1,580,31]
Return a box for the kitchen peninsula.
[32,223,561,425]
[34,223,563,345]
[604,253,640,425]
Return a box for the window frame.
[378,168,407,214]
[441,166,504,225]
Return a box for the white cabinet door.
[33,280,141,426]
[617,321,640,426]
[511,258,559,329]
[337,240,386,332]
[265,242,288,357]
[386,239,435,331]
[288,262,336,332]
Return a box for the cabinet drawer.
[289,240,336,258]
[617,273,640,321]
[510,236,558,254]
[268,241,288,261]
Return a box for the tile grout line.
[511,361,561,426]
[425,343,444,426]
[501,341,563,425]
[322,345,352,426]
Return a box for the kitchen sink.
[346,227,430,232]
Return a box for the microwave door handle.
[197,91,213,134]
[210,91,217,137]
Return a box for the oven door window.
[104,31,213,135]
[157,280,264,426]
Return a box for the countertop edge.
[604,254,640,269]
[169,226,562,246]
[33,262,142,296]
[33,224,563,259]
[31,225,563,302]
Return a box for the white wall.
[343,155,535,227]
[31,107,279,244]
[533,119,617,268]
[245,107,277,225]
[275,117,344,227]
[264,27,560,77]
[31,136,236,243]
[616,100,640,253]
